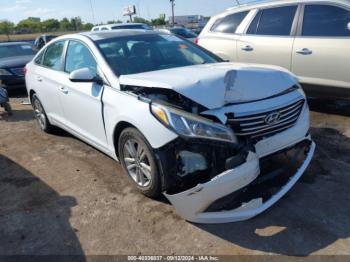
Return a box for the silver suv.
[197,0,350,99]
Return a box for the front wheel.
[118,128,162,198]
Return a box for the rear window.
[247,6,297,36]
[42,41,65,70]
[302,5,350,37]
[211,11,249,34]
[0,44,35,59]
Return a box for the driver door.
[58,40,108,149]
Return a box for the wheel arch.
[113,121,137,158]
[29,89,36,103]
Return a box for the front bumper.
[164,138,315,224]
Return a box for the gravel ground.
[0,93,349,256]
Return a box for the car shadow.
[0,109,34,122]
[308,98,350,117]
[194,127,350,256]
[7,88,28,98]
[0,154,85,258]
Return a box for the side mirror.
[347,22,350,31]
[69,68,102,85]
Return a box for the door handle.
[242,45,254,51]
[296,48,313,55]
[37,76,43,82]
[59,86,69,94]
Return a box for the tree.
[82,23,94,31]
[42,19,60,32]
[107,20,122,24]
[151,15,166,26]
[0,20,14,41]
[60,18,72,31]
[70,17,83,31]
[17,17,42,33]
[133,17,151,25]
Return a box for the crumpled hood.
[119,62,298,109]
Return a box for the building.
[169,15,210,28]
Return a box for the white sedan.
[25,30,315,224]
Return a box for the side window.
[302,5,350,37]
[42,41,65,70]
[65,41,97,74]
[247,6,297,36]
[101,27,109,31]
[211,11,249,34]
[34,50,44,65]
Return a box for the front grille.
[228,99,305,139]
[10,67,24,76]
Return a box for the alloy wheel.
[123,139,152,187]
[33,99,46,130]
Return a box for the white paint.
[26,32,315,224]
[119,62,298,109]
[165,141,316,224]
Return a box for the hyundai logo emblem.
[265,112,281,125]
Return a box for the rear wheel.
[31,94,54,133]
[118,128,162,198]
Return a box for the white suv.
[25,30,315,223]
[197,0,350,99]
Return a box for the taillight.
[23,66,28,75]
[194,37,199,44]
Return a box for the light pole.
[170,0,175,27]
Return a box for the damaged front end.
[160,138,315,224]
[124,84,315,224]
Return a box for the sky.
[0,0,260,24]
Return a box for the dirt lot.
[0,94,350,256]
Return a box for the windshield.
[170,28,198,38]
[0,44,35,59]
[97,34,219,75]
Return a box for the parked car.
[25,30,315,224]
[197,0,350,99]
[0,42,36,90]
[34,34,57,50]
[158,27,198,41]
[91,23,153,32]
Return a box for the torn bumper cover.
[164,139,316,224]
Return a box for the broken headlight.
[151,103,237,143]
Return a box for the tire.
[31,94,55,133]
[4,102,12,115]
[118,128,162,198]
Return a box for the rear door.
[33,40,66,123]
[199,11,250,61]
[58,40,108,148]
[237,5,299,70]
[292,3,350,90]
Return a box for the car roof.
[80,30,161,41]
[225,0,349,13]
[93,23,147,28]
[0,42,32,46]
